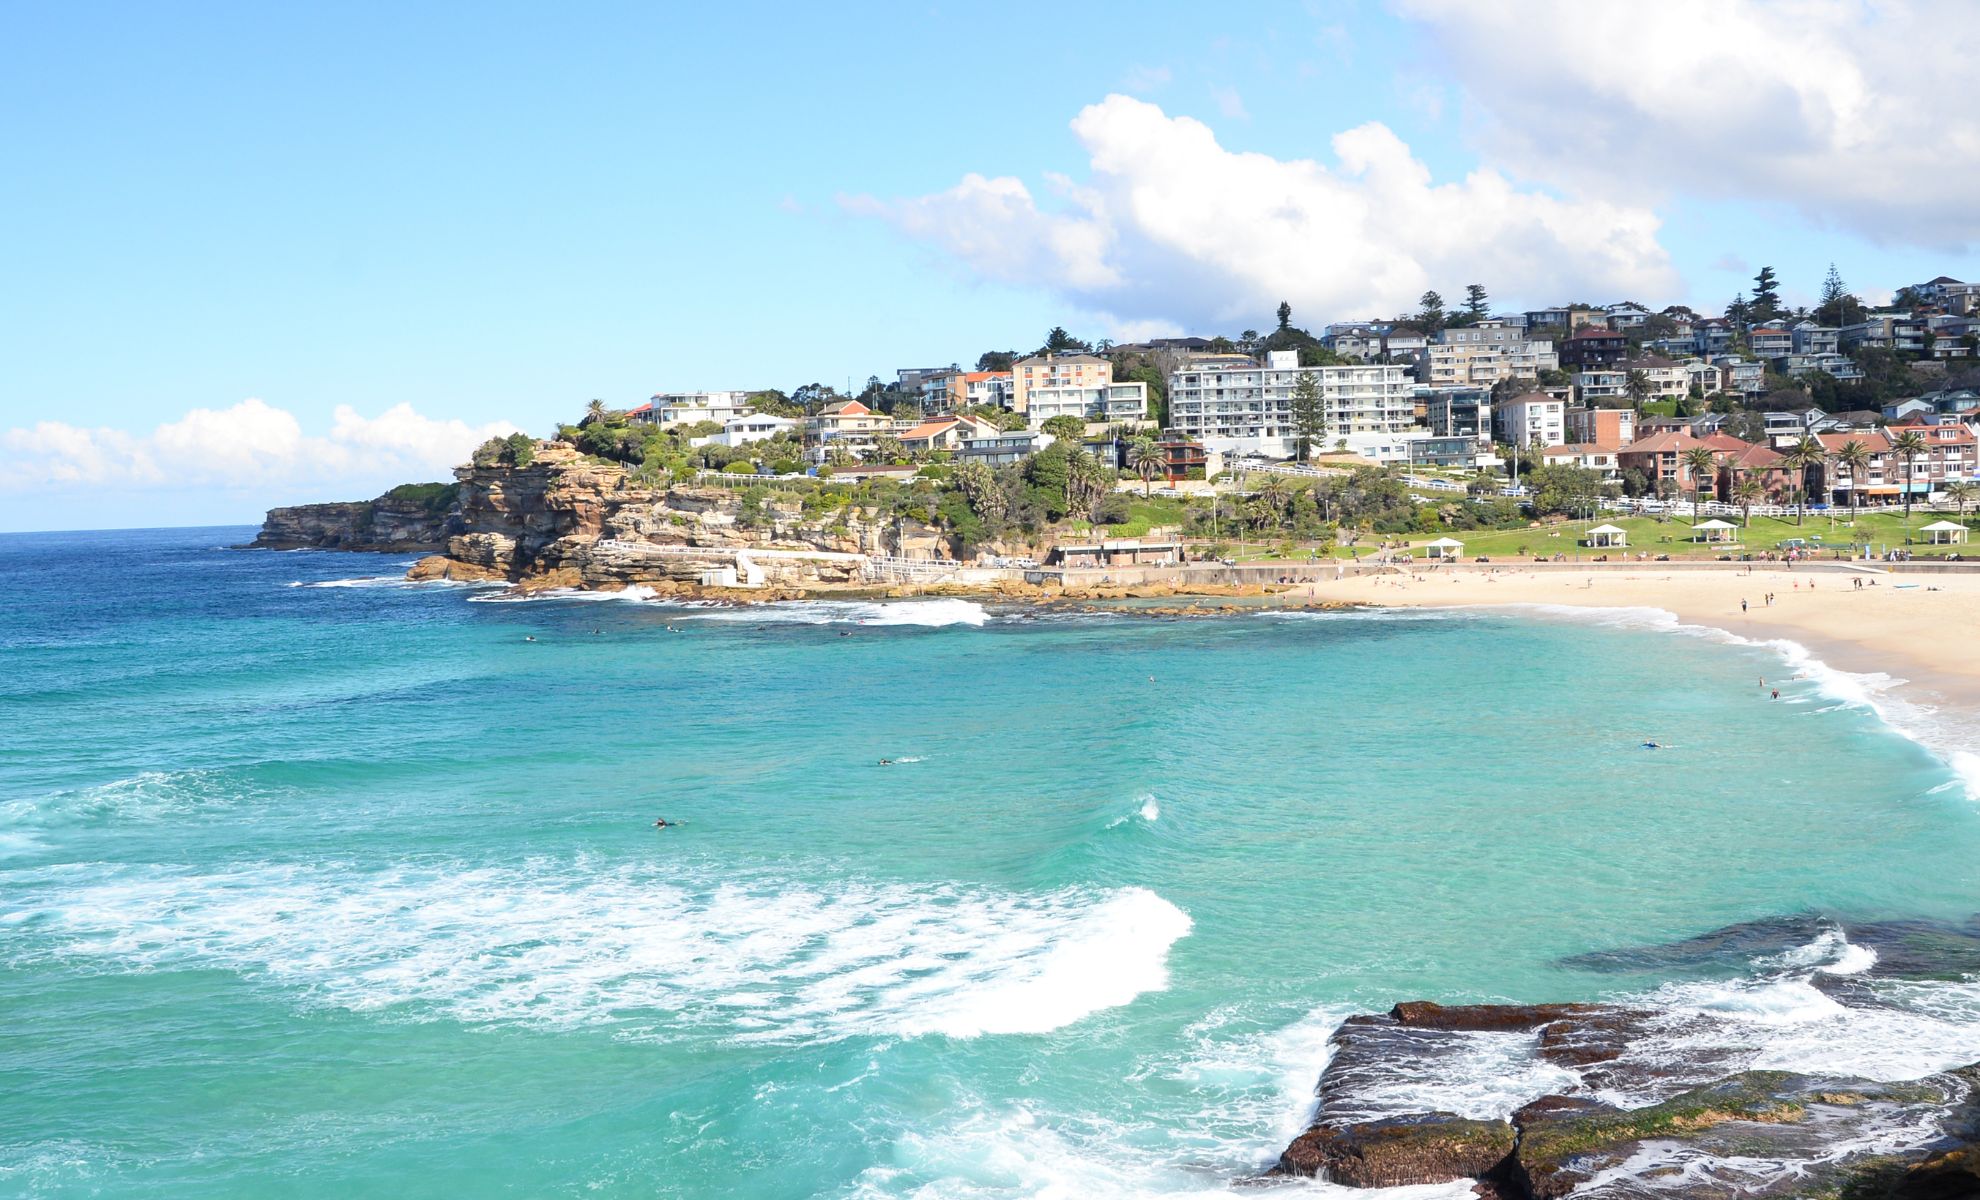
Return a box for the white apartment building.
[1166,350,1414,458]
[1022,381,1150,426]
[1424,339,1558,387]
[629,390,754,427]
[1495,394,1567,449]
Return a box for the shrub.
[723,460,756,475]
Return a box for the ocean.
[4,526,1980,1198]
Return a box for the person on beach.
[1741,599,1748,613]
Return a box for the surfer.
[1642,740,1661,749]
[653,817,672,828]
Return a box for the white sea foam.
[683,598,991,627]
[1105,794,1162,829]
[7,861,1188,1044]
[1,769,256,828]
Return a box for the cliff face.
[256,444,962,591]
[251,491,456,551]
[428,446,955,590]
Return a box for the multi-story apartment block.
[1575,368,1628,405]
[804,399,894,462]
[1883,423,1980,495]
[1166,350,1413,458]
[1791,322,1840,355]
[1494,393,1567,449]
[1022,380,1150,426]
[1424,338,1558,387]
[1558,325,1629,369]
[1419,386,1491,443]
[1748,327,1794,358]
[1011,353,1112,415]
[917,369,1012,413]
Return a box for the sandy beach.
[1304,565,1980,713]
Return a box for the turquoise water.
[5,527,1980,1198]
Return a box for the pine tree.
[1290,371,1324,462]
[1816,263,1859,328]
[1463,283,1489,321]
[1750,266,1781,323]
[1415,290,1446,334]
[1726,291,1752,327]
[1276,300,1292,331]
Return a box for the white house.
[1495,393,1566,448]
[628,390,754,427]
[694,414,798,448]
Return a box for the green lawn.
[1396,510,1980,561]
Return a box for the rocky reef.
[1270,916,1980,1198]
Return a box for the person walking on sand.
[1741,599,1748,613]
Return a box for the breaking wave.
[4,860,1189,1044]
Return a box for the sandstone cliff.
[257,445,963,593]
[251,486,458,551]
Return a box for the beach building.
[1883,423,1980,496]
[1051,539,1184,568]
[1692,519,1738,543]
[1922,521,1968,545]
[1582,523,1628,549]
[1423,537,1466,561]
[1166,351,1414,459]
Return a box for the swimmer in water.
[878,758,893,766]
[524,635,537,642]
[653,817,671,828]
[1642,741,1661,749]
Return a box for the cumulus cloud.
[1393,0,1980,248]
[846,95,1676,329]
[2,399,518,495]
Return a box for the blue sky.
[2,0,1974,530]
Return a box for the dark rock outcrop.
[1270,997,1980,1199]
[1275,1112,1513,1187]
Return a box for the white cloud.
[2,399,518,496]
[1121,64,1172,93]
[1392,0,1980,248]
[846,95,1676,330]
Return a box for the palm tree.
[1733,474,1764,529]
[1064,449,1105,521]
[582,398,610,427]
[1944,479,1975,521]
[1834,439,1871,531]
[1891,429,1929,518]
[1681,445,1720,523]
[1625,369,1651,408]
[1776,436,1822,526]
[1255,476,1291,532]
[1127,434,1161,496]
